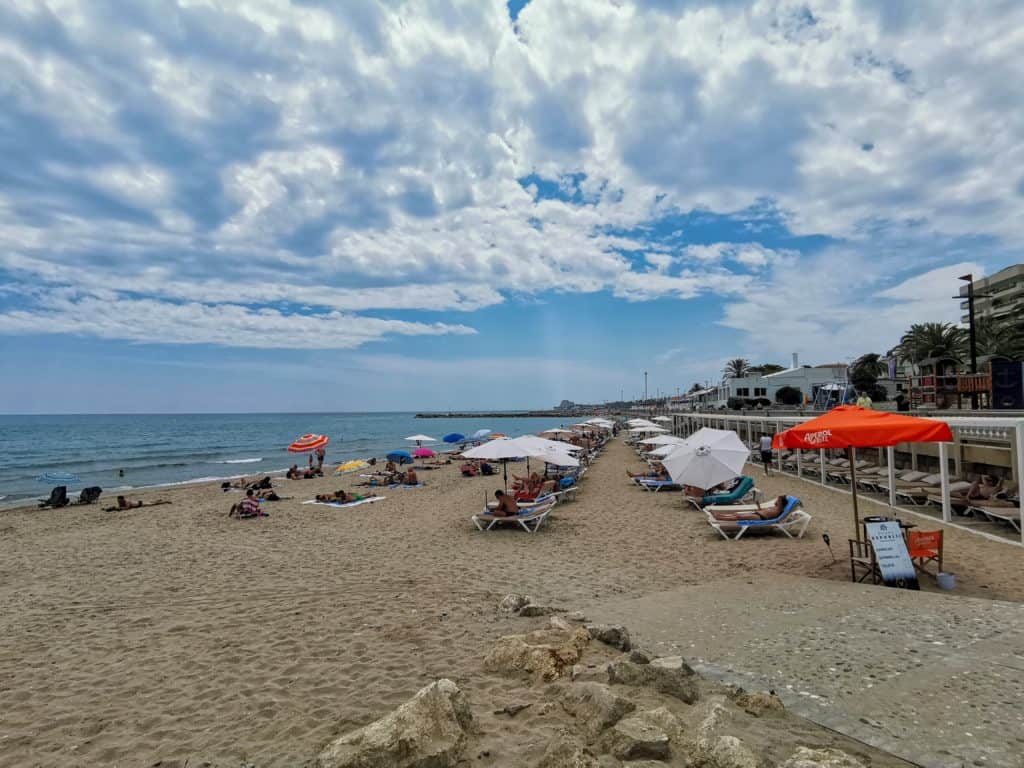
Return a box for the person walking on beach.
[759,433,774,476]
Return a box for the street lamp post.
[958,274,978,376]
[644,371,648,403]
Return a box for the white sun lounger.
[472,498,557,533]
[705,497,810,541]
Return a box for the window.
[736,387,749,396]
[754,387,767,397]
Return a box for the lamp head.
[958,273,973,282]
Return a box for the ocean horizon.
[0,411,586,506]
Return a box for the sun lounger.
[39,486,69,509]
[969,503,1022,532]
[635,478,680,492]
[683,475,756,510]
[925,481,973,509]
[472,498,557,533]
[302,496,386,509]
[706,496,810,541]
[865,470,929,493]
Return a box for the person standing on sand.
[759,433,774,476]
[315,446,326,469]
[856,390,873,409]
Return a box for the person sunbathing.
[286,465,301,479]
[317,490,377,503]
[104,495,172,511]
[404,468,419,485]
[385,460,398,474]
[492,490,519,517]
[954,475,1004,500]
[709,495,788,522]
[627,464,668,480]
[461,461,479,477]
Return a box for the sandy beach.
[1,436,1022,766]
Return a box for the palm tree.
[896,322,967,363]
[688,382,703,393]
[723,358,751,378]
[850,353,887,378]
[975,316,1024,360]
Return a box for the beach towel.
[302,496,386,509]
[387,483,426,489]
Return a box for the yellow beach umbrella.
[335,459,370,474]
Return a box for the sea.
[0,412,579,507]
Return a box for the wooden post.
[849,446,862,543]
[887,446,896,509]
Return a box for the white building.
[692,360,848,409]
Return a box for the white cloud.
[0,290,476,349]
[0,0,1021,352]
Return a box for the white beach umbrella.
[541,428,576,435]
[515,435,582,455]
[661,430,749,491]
[629,426,668,434]
[471,428,492,440]
[648,444,682,458]
[405,434,437,444]
[642,435,687,446]
[627,418,655,425]
[653,416,673,422]
[462,438,529,488]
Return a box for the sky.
[1,0,1023,413]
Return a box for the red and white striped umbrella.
[287,434,329,453]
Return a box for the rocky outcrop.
[782,747,867,768]
[734,691,784,718]
[598,715,671,761]
[628,648,652,665]
[485,626,592,682]
[586,624,632,651]
[317,679,473,768]
[697,735,759,768]
[499,593,532,613]
[607,660,699,704]
[560,682,636,739]
[536,733,600,768]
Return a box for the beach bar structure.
[672,411,1024,545]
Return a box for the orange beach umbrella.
[288,433,329,453]
[773,406,952,541]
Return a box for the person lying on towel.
[708,495,787,521]
[315,490,377,504]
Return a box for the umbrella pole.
[849,447,862,544]
[503,460,508,492]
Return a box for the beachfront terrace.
[672,411,1024,545]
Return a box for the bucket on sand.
[937,572,956,590]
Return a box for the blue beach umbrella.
[38,471,79,484]
[443,433,465,443]
[386,450,413,465]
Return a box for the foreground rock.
[687,697,758,768]
[782,747,867,768]
[499,593,532,613]
[598,715,671,760]
[607,660,699,704]
[586,623,632,651]
[536,733,600,768]
[560,682,636,739]
[735,690,784,718]
[317,679,473,768]
[485,626,592,682]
